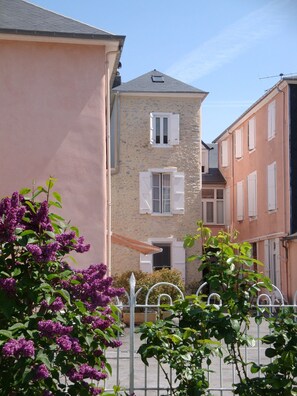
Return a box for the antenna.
[259,72,297,80]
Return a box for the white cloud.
[166,0,290,83]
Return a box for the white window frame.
[139,168,184,215]
[202,147,209,174]
[247,171,257,218]
[235,128,243,159]
[236,180,244,221]
[268,100,276,140]
[267,161,277,211]
[140,237,185,280]
[248,117,256,151]
[221,140,228,167]
[202,188,225,225]
[150,112,179,147]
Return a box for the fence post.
[129,273,136,395]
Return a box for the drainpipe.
[105,50,120,276]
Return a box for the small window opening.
[152,75,164,83]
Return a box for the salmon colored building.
[213,77,297,303]
[0,0,125,267]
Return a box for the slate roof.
[0,0,125,43]
[202,168,226,185]
[114,69,208,95]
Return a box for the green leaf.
[75,301,87,314]
[49,200,62,209]
[9,323,27,331]
[44,230,56,239]
[265,348,276,358]
[53,191,62,203]
[19,188,31,195]
[36,350,51,369]
[20,230,37,237]
[25,200,36,213]
[250,363,260,374]
[0,330,13,338]
[55,289,71,305]
[70,226,80,237]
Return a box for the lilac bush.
[0,178,124,395]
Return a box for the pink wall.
[0,39,107,268]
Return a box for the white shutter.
[268,101,276,140]
[149,113,154,145]
[248,117,255,150]
[140,253,153,273]
[237,181,244,221]
[248,171,257,217]
[235,129,242,159]
[171,241,185,280]
[267,162,277,211]
[225,187,230,226]
[169,113,180,145]
[139,172,152,214]
[221,140,228,167]
[172,172,184,214]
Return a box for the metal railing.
[104,274,296,395]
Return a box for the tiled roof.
[114,69,208,95]
[0,0,125,42]
[202,168,226,185]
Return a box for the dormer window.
[151,75,164,83]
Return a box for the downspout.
[105,50,120,276]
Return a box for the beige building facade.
[111,70,207,285]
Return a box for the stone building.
[111,70,208,285]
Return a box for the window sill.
[151,213,173,217]
[151,144,173,148]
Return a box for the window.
[139,169,184,215]
[151,75,164,83]
[202,147,209,174]
[247,171,257,217]
[267,162,277,211]
[202,188,224,224]
[221,140,228,167]
[235,128,243,159]
[268,100,276,140]
[248,117,256,151]
[264,239,280,288]
[152,173,171,213]
[153,243,171,270]
[236,181,244,221]
[140,238,185,279]
[150,112,179,146]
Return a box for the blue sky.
[31,0,297,142]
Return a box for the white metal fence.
[104,274,297,395]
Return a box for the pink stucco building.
[0,0,125,267]
[212,77,297,303]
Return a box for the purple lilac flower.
[42,296,64,312]
[67,364,107,383]
[27,244,42,257]
[38,320,73,338]
[0,192,26,243]
[43,391,53,396]
[2,338,35,358]
[31,201,53,232]
[74,236,90,253]
[27,242,59,263]
[89,387,103,395]
[83,316,113,330]
[0,277,16,294]
[56,335,82,353]
[34,364,50,380]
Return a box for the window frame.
[248,117,256,151]
[150,112,179,147]
[267,161,277,211]
[247,171,257,218]
[268,100,276,140]
[202,187,225,225]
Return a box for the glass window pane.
[217,201,224,224]
[202,189,214,199]
[163,117,168,144]
[206,202,214,223]
[217,189,224,199]
[155,117,160,144]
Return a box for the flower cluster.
[56,231,90,254]
[67,364,107,382]
[2,338,35,358]
[60,264,124,311]
[27,242,59,263]
[0,192,26,243]
[82,315,114,331]
[38,320,73,338]
[30,201,53,233]
[56,335,82,353]
[34,364,50,381]
[0,277,16,294]
[41,296,65,312]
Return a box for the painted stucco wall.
[111,94,203,286]
[0,39,107,267]
[215,84,296,301]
